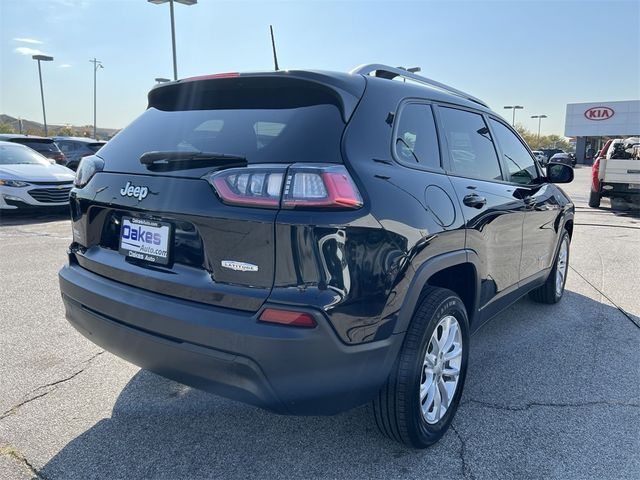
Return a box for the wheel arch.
[394,250,480,335]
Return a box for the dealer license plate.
[118,217,172,265]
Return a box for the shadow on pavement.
[0,208,69,226]
[39,290,639,479]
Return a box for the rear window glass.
[98,105,345,174]
[88,143,105,152]
[97,78,349,175]
[10,139,58,153]
[0,144,49,165]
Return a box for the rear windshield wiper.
[139,151,247,171]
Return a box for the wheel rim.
[555,238,569,297]
[420,315,462,424]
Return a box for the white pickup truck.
[589,137,640,208]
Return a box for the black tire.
[529,231,570,304]
[588,190,601,208]
[372,287,469,448]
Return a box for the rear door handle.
[463,194,487,209]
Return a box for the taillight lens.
[74,155,104,188]
[207,164,362,210]
[591,158,600,192]
[283,166,362,208]
[259,308,317,328]
[210,165,286,208]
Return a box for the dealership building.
[564,100,640,164]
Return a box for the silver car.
[0,141,75,210]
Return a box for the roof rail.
[349,63,488,108]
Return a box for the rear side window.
[438,107,502,181]
[394,104,440,169]
[88,142,105,152]
[57,141,76,153]
[489,119,539,185]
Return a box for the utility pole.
[90,58,103,139]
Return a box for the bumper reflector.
[259,308,317,328]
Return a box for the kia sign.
[584,106,615,121]
[565,100,639,137]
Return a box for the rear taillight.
[74,155,104,188]
[259,308,317,328]
[210,166,285,207]
[591,158,600,192]
[207,164,362,210]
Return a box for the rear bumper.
[600,182,640,198]
[59,261,403,415]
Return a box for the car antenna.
[270,25,280,71]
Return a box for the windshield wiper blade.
[140,150,247,166]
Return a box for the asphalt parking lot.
[1,166,638,480]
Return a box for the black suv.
[0,134,66,164]
[59,64,574,448]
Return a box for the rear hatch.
[69,72,365,312]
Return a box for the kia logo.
[584,106,614,121]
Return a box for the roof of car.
[53,136,104,143]
[151,68,495,116]
[0,134,53,141]
[0,140,29,147]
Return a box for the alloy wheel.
[420,315,463,424]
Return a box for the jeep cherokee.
[58,64,575,448]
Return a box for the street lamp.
[398,66,421,82]
[155,77,171,84]
[148,0,197,81]
[90,58,103,139]
[32,54,53,136]
[503,105,524,126]
[530,114,548,138]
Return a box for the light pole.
[503,105,524,126]
[148,0,197,81]
[398,66,421,82]
[90,58,103,139]
[32,54,53,136]
[155,77,171,84]
[530,114,548,138]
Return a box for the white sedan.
[0,141,75,210]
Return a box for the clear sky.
[1,0,638,135]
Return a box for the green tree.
[56,126,75,136]
[0,122,16,134]
[515,125,573,152]
[26,127,45,136]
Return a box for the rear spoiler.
[147,71,366,123]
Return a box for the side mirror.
[547,163,574,183]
